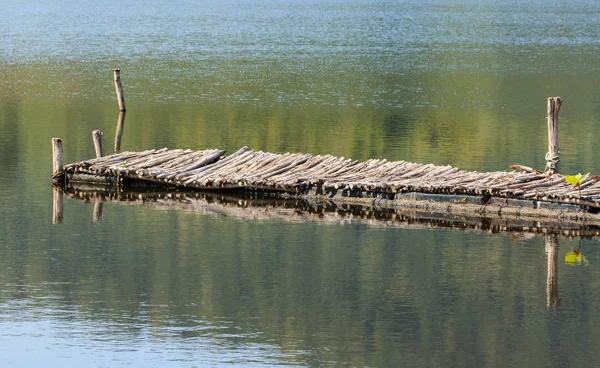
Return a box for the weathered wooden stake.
[113,68,126,112]
[544,97,562,175]
[93,196,103,222]
[92,130,104,158]
[545,235,559,308]
[114,111,126,153]
[52,138,63,175]
[52,187,64,224]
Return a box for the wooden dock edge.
[303,188,599,225]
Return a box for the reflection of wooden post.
[52,138,63,175]
[544,97,562,175]
[93,196,103,222]
[92,130,104,158]
[113,68,126,112]
[545,235,559,308]
[114,111,126,153]
[52,187,64,224]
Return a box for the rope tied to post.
[544,150,560,174]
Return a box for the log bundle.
[57,146,600,212]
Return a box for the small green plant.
[566,172,590,198]
[565,172,590,187]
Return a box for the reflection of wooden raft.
[52,145,600,224]
[60,188,600,239]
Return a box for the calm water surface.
[2,0,600,367]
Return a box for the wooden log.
[52,138,63,175]
[239,152,280,174]
[155,149,196,170]
[256,155,312,180]
[248,154,297,177]
[134,150,185,169]
[52,187,64,224]
[509,164,542,174]
[113,68,126,112]
[67,173,118,184]
[114,111,126,153]
[274,156,333,184]
[298,155,336,175]
[378,161,410,177]
[544,97,562,175]
[84,150,140,165]
[92,130,104,158]
[118,149,169,167]
[327,160,365,177]
[314,157,350,177]
[514,172,545,183]
[268,155,315,180]
[177,149,226,173]
[183,148,253,184]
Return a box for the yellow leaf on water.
[565,251,588,265]
[565,251,581,264]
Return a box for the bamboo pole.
[113,68,126,112]
[545,235,559,308]
[114,111,126,153]
[92,130,104,158]
[52,187,64,224]
[52,138,63,175]
[544,97,562,175]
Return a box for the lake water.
[2,0,600,367]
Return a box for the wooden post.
[92,130,104,158]
[545,235,559,308]
[114,111,126,153]
[52,187,64,224]
[544,97,562,175]
[113,68,126,112]
[52,138,63,175]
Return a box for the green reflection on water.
[3,59,600,175]
[2,205,600,367]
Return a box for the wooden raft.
[53,146,600,220]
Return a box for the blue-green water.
[2,1,600,367]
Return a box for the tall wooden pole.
[92,130,104,158]
[113,68,126,112]
[544,97,562,175]
[52,138,63,175]
[545,235,559,308]
[114,111,126,153]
